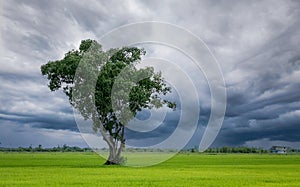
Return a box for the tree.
[41,39,175,165]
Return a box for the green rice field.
[0,152,300,186]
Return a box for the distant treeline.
[204,146,268,153]
[0,144,93,152]
[188,146,300,154]
[0,145,299,153]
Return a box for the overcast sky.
[1,0,300,149]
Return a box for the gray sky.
[1,0,300,149]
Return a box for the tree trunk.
[104,141,122,165]
[104,146,119,165]
[104,126,125,165]
[93,117,125,165]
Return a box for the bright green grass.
[0,152,300,186]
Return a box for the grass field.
[0,152,300,186]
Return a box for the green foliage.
[41,39,175,123]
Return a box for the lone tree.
[41,39,175,165]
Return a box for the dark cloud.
[126,112,180,147]
[214,111,300,148]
